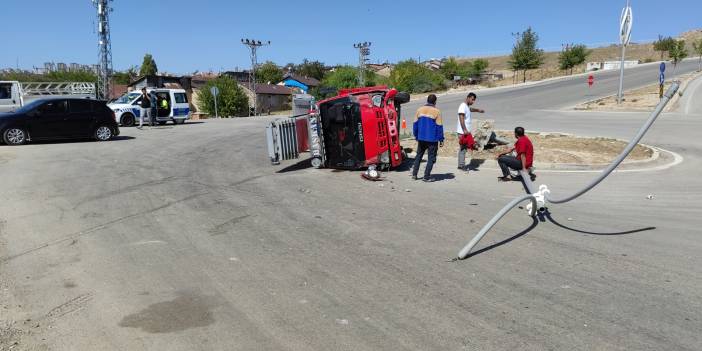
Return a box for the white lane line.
[684,76,702,115]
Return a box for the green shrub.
[389,60,446,93]
[197,76,249,117]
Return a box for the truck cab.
[108,88,191,126]
[266,86,410,171]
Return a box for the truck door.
[172,92,190,119]
[0,82,18,112]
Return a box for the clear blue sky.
[1,0,700,74]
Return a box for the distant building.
[423,59,443,71]
[240,83,292,114]
[366,63,393,77]
[127,75,193,91]
[57,63,68,72]
[221,70,251,84]
[587,60,639,71]
[279,73,320,94]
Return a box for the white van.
[108,88,190,126]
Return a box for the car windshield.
[114,92,141,104]
[13,99,46,114]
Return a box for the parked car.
[109,88,191,127]
[0,98,119,145]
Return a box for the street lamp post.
[241,39,270,116]
[353,42,371,87]
[617,0,633,104]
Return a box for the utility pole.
[353,42,371,87]
[617,0,633,104]
[93,0,113,100]
[241,39,270,116]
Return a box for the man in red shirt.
[497,127,536,182]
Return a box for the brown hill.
[457,29,702,84]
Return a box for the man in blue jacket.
[412,94,444,182]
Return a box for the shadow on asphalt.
[464,216,540,259]
[544,210,657,235]
[458,208,656,260]
[430,173,456,182]
[276,158,313,173]
[28,136,136,145]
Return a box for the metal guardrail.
[20,82,96,97]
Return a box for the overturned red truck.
[266,86,410,172]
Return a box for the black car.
[0,98,120,145]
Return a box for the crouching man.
[497,127,536,182]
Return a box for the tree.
[255,61,283,84]
[508,27,545,83]
[321,66,361,90]
[558,44,592,75]
[692,38,702,72]
[440,58,465,80]
[295,59,326,81]
[653,35,676,60]
[669,40,688,73]
[139,54,158,76]
[389,60,445,93]
[112,66,138,85]
[471,59,489,75]
[196,76,249,117]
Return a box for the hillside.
[458,29,702,84]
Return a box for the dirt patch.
[402,131,654,165]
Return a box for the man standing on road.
[412,94,444,182]
[457,93,485,171]
[138,88,151,129]
[497,127,536,182]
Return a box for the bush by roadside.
[196,76,249,117]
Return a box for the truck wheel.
[94,125,114,141]
[121,113,135,127]
[2,128,28,145]
[158,121,167,125]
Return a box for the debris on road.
[646,194,655,200]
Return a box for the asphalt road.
[405,58,700,123]
[1,69,701,350]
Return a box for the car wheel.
[3,128,28,145]
[94,125,113,141]
[121,113,135,127]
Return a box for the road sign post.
[659,62,666,99]
[617,1,633,104]
[210,86,220,118]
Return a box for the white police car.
[109,88,191,126]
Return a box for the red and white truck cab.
[266,86,410,171]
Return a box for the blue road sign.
[660,62,666,73]
[659,72,665,85]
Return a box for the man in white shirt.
[457,93,485,170]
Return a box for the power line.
[241,39,270,116]
[353,42,371,86]
[92,0,113,100]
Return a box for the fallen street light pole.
[457,81,680,260]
